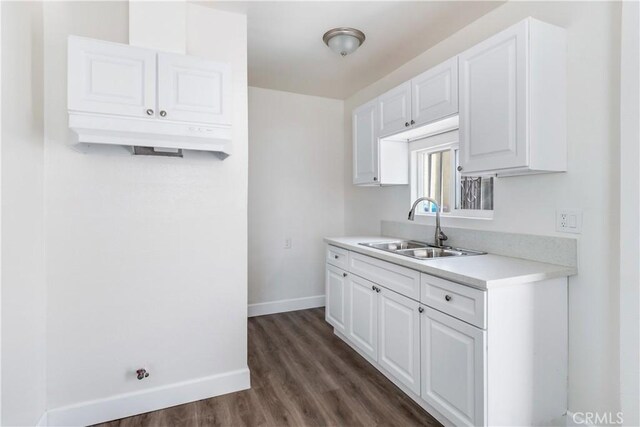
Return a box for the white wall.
[619,1,640,425]
[42,0,249,420]
[0,1,47,425]
[248,87,344,310]
[343,1,623,417]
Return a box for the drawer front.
[349,252,420,300]
[327,245,349,269]
[421,274,486,329]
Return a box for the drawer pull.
[445,294,452,302]
[334,255,339,259]
[343,273,348,277]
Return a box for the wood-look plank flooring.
[95,308,442,427]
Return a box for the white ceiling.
[199,1,503,99]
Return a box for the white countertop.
[325,236,577,290]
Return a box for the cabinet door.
[347,275,378,360]
[458,20,528,173]
[411,57,458,127]
[68,36,156,118]
[421,306,486,427]
[352,100,379,184]
[378,82,412,137]
[378,288,420,395]
[325,264,348,335]
[157,52,232,125]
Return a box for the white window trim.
[410,129,493,220]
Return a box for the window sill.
[415,210,494,220]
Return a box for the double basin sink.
[359,240,485,260]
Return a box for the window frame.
[410,129,493,220]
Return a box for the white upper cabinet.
[68,36,156,118]
[411,57,459,127]
[458,18,567,176]
[378,81,412,137]
[67,36,233,156]
[353,100,379,184]
[157,53,232,125]
[421,306,486,426]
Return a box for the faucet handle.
[439,231,448,242]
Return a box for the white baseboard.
[248,295,325,317]
[46,368,250,427]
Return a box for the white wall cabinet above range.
[351,17,567,184]
[68,36,233,156]
[458,18,567,176]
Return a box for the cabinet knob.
[404,122,410,127]
[410,120,415,125]
[457,166,463,172]
[160,110,167,117]
[343,273,347,277]
[334,255,339,259]
[371,285,376,291]
[373,177,378,181]
[376,287,381,293]
[146,109,154,116]
[418,306,424,313]
[445,294,452,302]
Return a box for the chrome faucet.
[408,197,448,247]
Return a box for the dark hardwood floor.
[95,308,441,427]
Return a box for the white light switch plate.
[556,209,583,234]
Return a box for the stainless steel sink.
[359,240,485,259]
[361,240,429,251]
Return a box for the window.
[411,129,493,218]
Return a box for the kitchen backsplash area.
[381,220,578,267]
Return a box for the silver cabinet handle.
[160,110,167,117]
[404,122,410,127]
[146,109,154,116]
[457,166,463,172]
[445,294,452,301]
[410,119,415,125]
[373,177,378,182]
[371,285,376,291]
[343,272,347,277]
[334,255,339,259]
[418,306,424,313]
[375,287,381,293]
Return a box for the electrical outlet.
[284,238,292,249]
[556,209,582,234]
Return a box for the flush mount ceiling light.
[323,27,366,57]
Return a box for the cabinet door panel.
[352,100,379,184]
[68,36,156,118]
[157,53,232,125]
[378,82,411,137]
[411,57,458,127]
[459,21,528,173]
[325,264,348,334]
[378,288,420,394]
[347,275,378,360]
[421,306,486,426]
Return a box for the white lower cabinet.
[421,305,486,426]
[325,245,568,426]
[378,287,421,395]
[347,275,378,360]
[325,264,348,335]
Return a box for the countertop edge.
[324,236,577,290]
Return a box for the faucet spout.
[407,197,449,247]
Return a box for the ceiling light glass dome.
[323,27,366,57]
